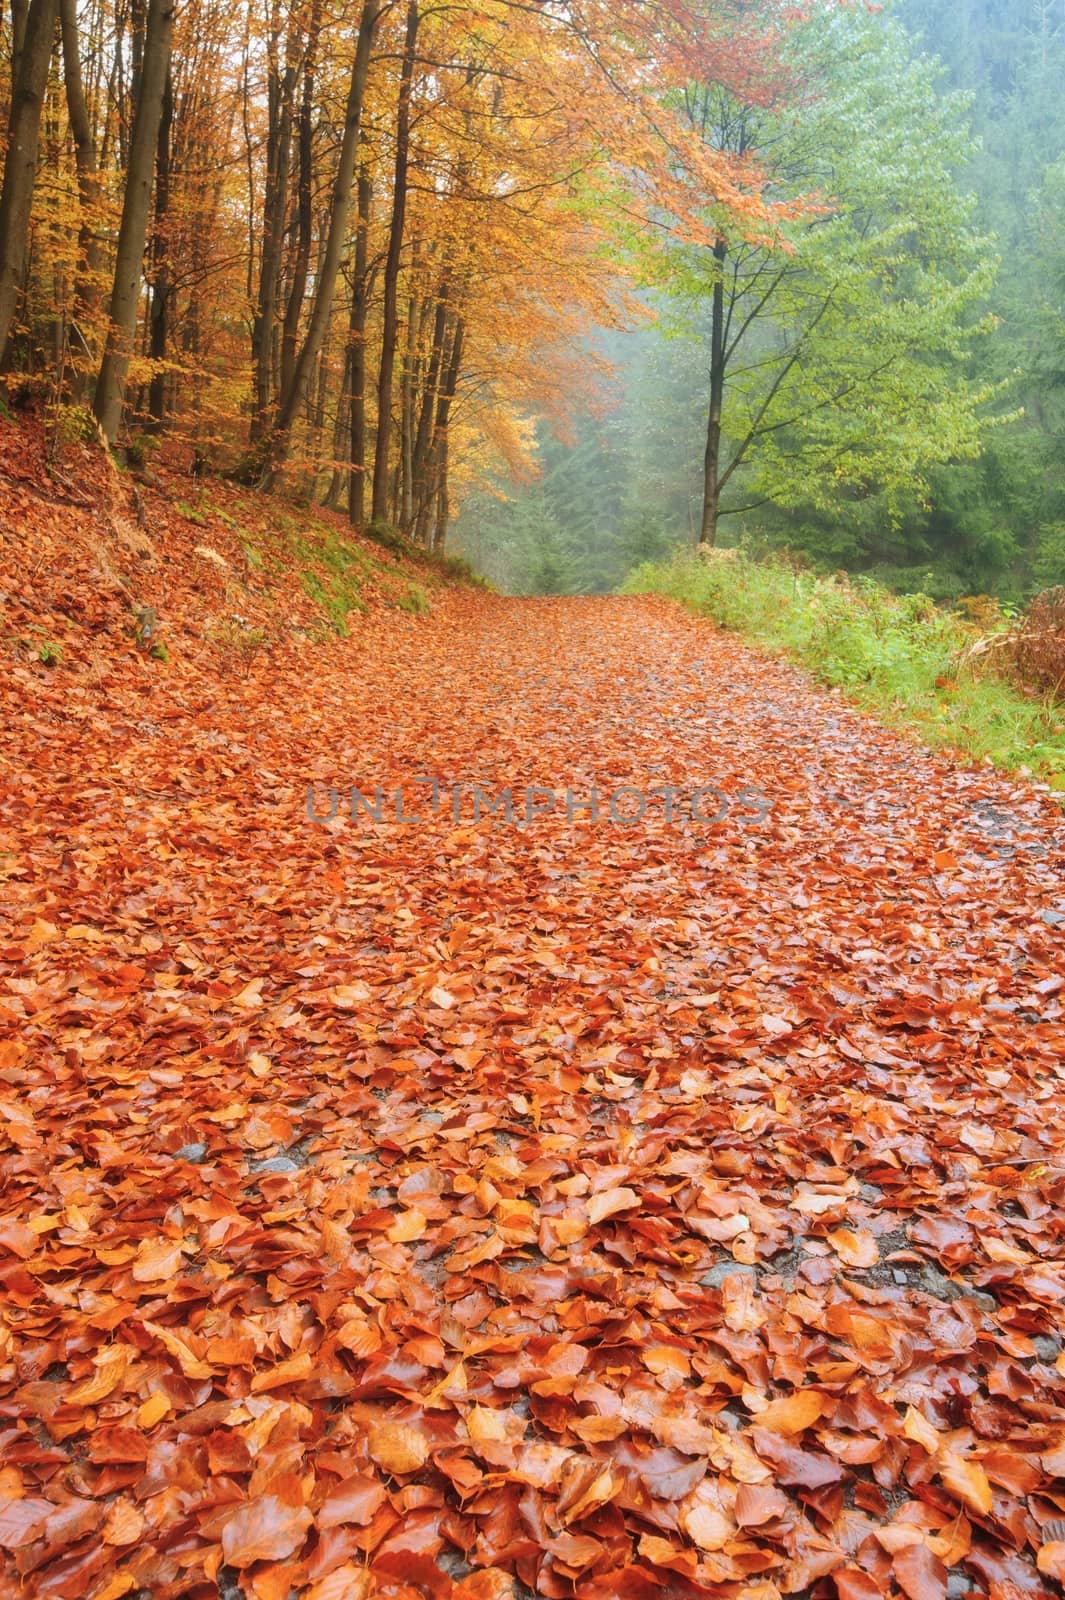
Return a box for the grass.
[394,582,430,615]
[293,526,375,634]
[621,550,1065,789]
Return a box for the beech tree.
[0,0,57,362]
[93,0,175,442]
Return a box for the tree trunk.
[325,362,351,508]
[280,0,319,401]
[59,0,103,372]
[430,314,463,546]
[699,238,727,546]
[415,311,463,544]
[251,32,295,438]
[411,274,448,526]
[0,0,58,364]
[146,63,173,429]
[8,0,29,84]
[399,283,419,531]
[259,0,382,486]
[93,0,175,443]
[370,0,418,525]
[433,426,449,551]
[347,157,372,525]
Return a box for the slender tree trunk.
[59,0,103,371]
[415,311,463,544]
[326,363,351,508]
[433,427,449,551]
[260,0,382,486]
[146,63,172,429]
[412,274,448,519]
[93,0,175,443]
[348,158,372,525]
[302,346,328,499]
[0,0,58,364]
[251,6,296,439]
[9,0,29,84]
[399,284,419,531]
[700,238,727,546]
[371,0,418,525]
[279,0,319,402]
[430,314,463,546]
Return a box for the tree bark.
[399,282,420,531]
[433,426,449,551]
[9,0,29,83]
[0,0,58,364]
[279,0,319,402]
[347,157,373,525]
[93,0,175,443]
[59,0,103,369]
[370,0,418,525]
[259,0,383,486]
[700,238,728,546]
[411,274,448,527]
[250,2,297,439]
[415,313,460,550]
[146,63,173,429]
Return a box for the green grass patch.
[394,582,430,615]
[621,550,1065,786]
[294,525,373,634]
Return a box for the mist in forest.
[452,0,1065,602]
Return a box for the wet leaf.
[221,1495,313,1567]
[368,1422,431,1475]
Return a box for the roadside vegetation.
[622,550,1065,787]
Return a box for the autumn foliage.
[0,0,798,537]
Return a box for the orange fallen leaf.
[387,1207,428,1243]
[586,1186,639,1225]
[68,1346,130,1405]
[231,976,265,1008]
[131,1237,184,1283]
[102,1501,145,1546]
[643,1344,692,1379]
[827,1227,879,1268]
[90,1576,137,1600]
[1038,1543,1065,1581]
[137,1392,170,1429]
[368,1421,430,1475]
[250,1351,313,1392]
[305,1567,374,1600]
[141,1320,215,1379]
[939,1449,993,1516]
[679,1484,735,1551]
[756,1388,826,1434]
[220,1495,313,1567]
[902,1405,941,1455]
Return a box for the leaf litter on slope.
[2,531,1065,1598]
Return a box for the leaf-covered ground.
[3,445,1065,1600]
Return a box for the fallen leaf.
[131,1238,183,1283]
[939,1450,993,1517]
[221,1496,313,1567]
[756,1389,826,1435]
[586,1186,639,1225]
[368,1422,431,1475]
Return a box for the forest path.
[5,592,1065,1598]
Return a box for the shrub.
[203,616,270,676]
[395,583,430,615]
[1013,587,1065,699]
